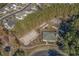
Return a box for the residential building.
[3,19,16,30]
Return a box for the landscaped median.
[0,3,7,9]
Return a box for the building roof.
[19,30,39,45]
[43,31,57,42]
[50,18,62,27]
[3,19,16,30]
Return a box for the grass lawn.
[12,4,79,38]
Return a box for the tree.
[62,16,79,55]
[13,49,25,56]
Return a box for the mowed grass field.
[12,4,79,38]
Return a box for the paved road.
[31,50,64,56]
[30,46,68,56]
[0,3,31,21]
[32,50,48,56]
